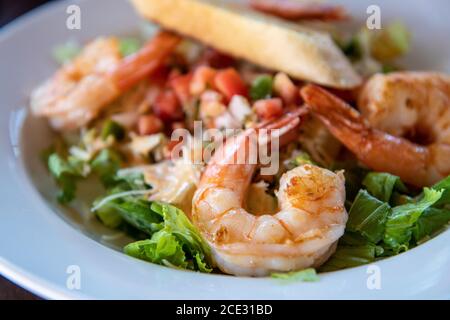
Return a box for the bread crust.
[131,0,361,89]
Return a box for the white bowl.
[1,0,450,299]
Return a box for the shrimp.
[30,31,181,130]
[301,80,450,187]
[191,109,347,276]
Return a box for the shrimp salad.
[33,1,450,278]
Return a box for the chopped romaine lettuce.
[48,153,84,203]
[383,188,443,252]
[413,207,450,243]
[150,202,212,272]
[431,175,450,207]
[124,231,188,268]
[362,172,407,203]
[320,244,382,272]
[347,190,391,243]
[94,178,212,273]
[95,205,123,228]
[109,199,163,235]
[326,172,450,271]
[123,201,212,272]
[90,149,122,187]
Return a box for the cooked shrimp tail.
[31,31,181,130]
[301,84,433,186]
[193,106,347,276]
[112,31,181,91]
[256,107,309,147]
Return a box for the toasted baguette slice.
[131,0,361,89]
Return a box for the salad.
[30,0,450,279]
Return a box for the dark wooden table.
[0,0,55,300]
[0,276,40,300]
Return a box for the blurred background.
[0,0,55,27]
[0,0,57,300]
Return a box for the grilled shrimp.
[192,109,347,276]
[301,79,450,187]
[31,32,181,130]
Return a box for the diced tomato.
[148,65,171,86]
[169,73,193,105]
[190,66,217,95]
[137,114,164,136]
[153,89,184,122]
[197,48,236,69]
[254,98,284,120]
[214,68,248,102]
[273,72,299,105]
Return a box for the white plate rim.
[0,0,449,300]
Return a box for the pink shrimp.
[31,31,181,130]
[301,82,450,187]
[192,109,347,276]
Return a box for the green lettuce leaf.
[95,205,123,228]
[90,149,122,187]
[413,207,450,243]
[383,188,443,252]
[271,268,319,282]
[48,153,84,203]
[109,199,163,235]
[431,175,450,207]
[119,201,212,272]
[113,172,150,192]
[339,232,371,246]
[362,172,407,203]
[124,231,188,268]
[325,173,450,272]
[347,190,391,243]
[320,244,383,272]
[150,202,212,273]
